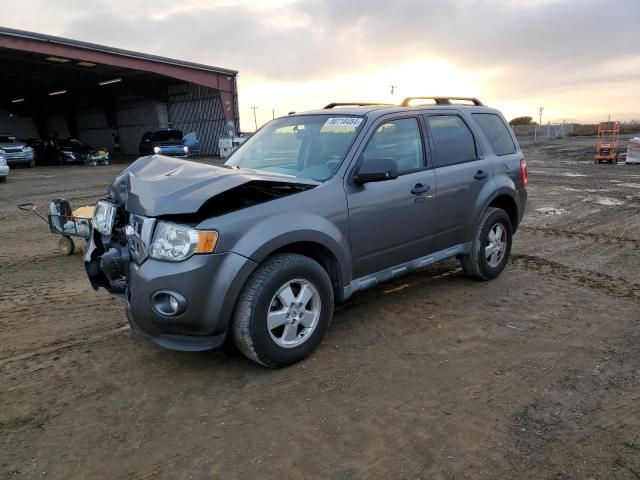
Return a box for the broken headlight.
[92,200,117,235]
[149,222,218,262]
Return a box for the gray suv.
[85,97,528,367]
[0,134,35,167]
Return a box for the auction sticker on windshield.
[323,117,363,128]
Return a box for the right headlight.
[153,146,161,154]
[149,222,218,262]
[92,201,117,235]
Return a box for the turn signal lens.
[195,231,219,253]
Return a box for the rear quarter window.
[472,113,517,156]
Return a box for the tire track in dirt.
[521,225,640,247]
[511,253,640,303]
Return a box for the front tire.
[461,207,513,281]
[232,253,334,368]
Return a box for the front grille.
[5,152,27,160]
[3,147,22,154]
[126,214,155,264]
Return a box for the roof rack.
[323,102,392,109]
[400,97,484,107]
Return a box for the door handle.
[474,170,489,180]
[411,183,431,195]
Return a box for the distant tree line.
[509,116,537,126]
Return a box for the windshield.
[59,138,90,149]
[0,135,18,143]
[153,130,183,143]
[225,115,364,181]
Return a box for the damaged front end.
[84,197,131,296]
[84,156,318,298]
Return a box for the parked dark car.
[49,138,110,166]
[86,96,528,368]
[139,129,198,157]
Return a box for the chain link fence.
[512,123,574,144]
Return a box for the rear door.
[346,115,437,278]
[424,113,495,251]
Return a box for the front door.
[346,116,437,278]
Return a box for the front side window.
[226,115,364,181]
[472,113,517,156]
[427,115,477,167]
[361,118,424,174]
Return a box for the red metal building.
[0,27,239,156]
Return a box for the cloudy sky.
[4,0,639,130]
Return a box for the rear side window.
[426,115,477,167]
[362,118,424,174]
[472,113,517,156]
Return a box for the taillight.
[520,158,528,188]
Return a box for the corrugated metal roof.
[0,26,238,76]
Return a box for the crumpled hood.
[110,155,319,217]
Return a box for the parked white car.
[0,154,9,182]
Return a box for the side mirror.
[353,158,399,184]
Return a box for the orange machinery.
[595,121,620,164]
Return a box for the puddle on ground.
[535,207,567,215]
[556,186,608,193]
[582,196,625,207]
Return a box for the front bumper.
[5,152,33,165]
[123,252,257,350]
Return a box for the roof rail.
[400,97,484,107]
[323,102,392,109]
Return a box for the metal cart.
[18,202,92,255]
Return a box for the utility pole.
[538,106,544,126]
[250,106,259,131]
[389,85,399,96]
[272,108,275,120]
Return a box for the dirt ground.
[1,138,639,479]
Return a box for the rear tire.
[232,253,334,368]
[0,176,6,183]
[461,207,513,281]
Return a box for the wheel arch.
[487,193,519,233]
[269,241,344,300]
